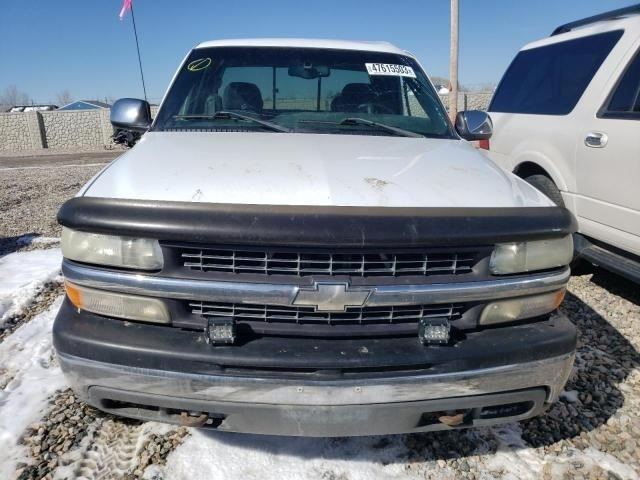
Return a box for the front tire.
[523,174,584,267]
[523,174,564,207]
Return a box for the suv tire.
[523,174,564,207]
[523,174,583,267]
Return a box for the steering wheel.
[356,102,395,114]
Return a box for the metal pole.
[449,0,459,121]
[129,1,148,102]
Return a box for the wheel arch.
[513,160,568,193]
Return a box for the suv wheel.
[523,174,564,207]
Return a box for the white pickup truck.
[53,38,576,436]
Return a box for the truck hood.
[83,132,553,208]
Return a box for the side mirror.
[455,110,492,141]
[110,98,152,132]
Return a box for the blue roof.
[58,100,111,111]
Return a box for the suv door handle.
[585,132,608,148]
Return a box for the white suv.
[486,5,640,282]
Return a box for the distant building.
[58,100,111,111]
[7,104,58,112]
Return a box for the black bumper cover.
[53,299,576,378]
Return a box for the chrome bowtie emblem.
[292,282,372,312]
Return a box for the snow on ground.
[484,424,638,480]
[16,235,61,247]
[0,296,67,479]
[149,424,639,480]
[0,248,62,325]
[145,430,428,480]
[0,248,65,478]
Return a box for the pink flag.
[119,0,132,20]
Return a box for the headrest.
[222,82,264,112]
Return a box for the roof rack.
[551,3,640,36]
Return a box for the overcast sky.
[0,0,636,104]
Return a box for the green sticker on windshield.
[187,58,212,72]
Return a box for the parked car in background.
[485,5,640,283]
[7,104,58,112]
[54,38,577,436]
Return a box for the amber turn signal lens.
[65,281,83,309]
[64,281,170,324]
[554,288,567,307]
[479,289,566,326]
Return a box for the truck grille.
[189,301,464,337]
[177,246,480,278]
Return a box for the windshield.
[154,47,454,138]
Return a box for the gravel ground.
[2,154,639,479]
[0,163,105,255]
[15,390,189,480]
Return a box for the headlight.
[65,281,170,324]
[490,235,573,275]
[61,227,163,270]
[479,289,565,326]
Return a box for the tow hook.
[179,411,209,427]
[438,411,468,427]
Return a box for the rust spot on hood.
[364,177,393,191]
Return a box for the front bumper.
[54,301,576,436]
[55,198,578,435]
[58,352,573,436]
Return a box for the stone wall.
[0,112,35,151]
[40,110,104,149]
[0,108,117,152]
[460,92,493,111]
[0,93,492,152]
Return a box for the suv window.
[601,49,640,118]
[490,31,623,115]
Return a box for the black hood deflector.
[58,197,576,247]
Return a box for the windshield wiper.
[172,111,291,133]
[339,117,424,138]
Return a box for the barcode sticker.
[365,63,416,78]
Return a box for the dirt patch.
[364,177,393,191]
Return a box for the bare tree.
[56,90,73,106]
[0,85,31,106]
